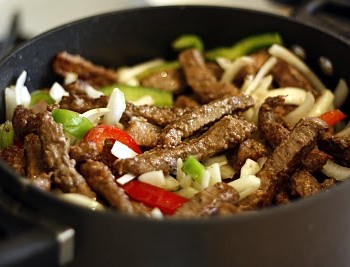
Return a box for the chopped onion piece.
[85,85,104,99]
[64,72,78,85]
[240,159,260,179]
[81,108,111,124]
[322,160,350,181]
[252,75,273,98]
[220,164,235,179]
[164,176,181,191]
[59,193,105,211]
[216,57,232,70]
[103,88,126,125]
[175,187,199,199]
[269,44,326,92]
[261,87,307,105]
[333,79,348,108]
[138,170,166,188]
[243,56,277,95]
[203,155,228,167]
[220,56,253,83]
[284,92,315,126]
[307,89,334,117]
[228,175,261,200]
[5,87,16,120]
[192,170,210,191]
[116,173,136,185]
[111,140,138,159]
[150,207,164,219]
[176,158,193,188]
[130,95,155,106]
[118,58,165,84]
[50,82,69,103]
[206,163,222,186]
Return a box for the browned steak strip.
[12,105,43,140]
[24,134,51,191]
[238,118,328,211]
[321,178,337,189]
[159,95,254,147]
[318,132,350,167]
[123,103,191,127]
[115,115,256,176]
[69,141,101,163]
[59,94,108,114]
[174,95,200,108]
[0,145,25,176]
[53,51,118,87]
[38,112,96,198]
[302,149,330,172]
[290,170,322,198]
[179,49,239,103]
[125,118,161,149]
[80,160,133,213]
[174,182,239,218]
[64,80,94,95]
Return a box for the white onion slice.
[85,85,104,99]
[216,57,232,70]
[307,89,334,117]
[261,87,307,105]
[103,88,126,125]
[206,163,222,186]
[228,175,261,200]
[138,170,166,188]
[333,79,348,108]
[176,158,193,188]
[116,173,137,185]
[150,208,164,219]
[175,187,199,199]
[322,160,350,181]
[64,72,78,85]
[49,82,69,103]
[59,193,105,211]
[5,87,16,121]
[220,56,253,83]
[269,44,326,93]
[164,176,181,191]
[284,92,315,126]
[81,108,111,124]
[111,140,138,159]
[240,159,260,179]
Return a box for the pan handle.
[292,0,350,41]
[0,206,74,266]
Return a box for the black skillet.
[0,5,350,267]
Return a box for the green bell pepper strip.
[182,155,206,183]
[0,121,15,149]
[30,90,55,106]
[172,34,204,52]
[205,32,283,61]
[99,84,173,106]
[136,61,181,80]
[51,109,94,140]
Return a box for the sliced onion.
[111,140,138,159]
[216,57,232,70]
[85,85,104,99]
[228,175,261,200]
[240,159,260,179]
[175,186,199,199]
[206,163,222,186]
[220,164,236,179]
[252,75,273,97]
[322,160,350,181]
[284,92,315,126]
[64,72,78,85]
[261,87,307,105]
[220,56,253,83]
[203,155,228,167]
[269,44,326,93]
[243,56,277,95]
[176,158,193,188]
[307,89,334,117]
[59,193,105,211]
[138,170,166,188]
[81,108,111,124]
[49,82,69,103]
[103,87,126,125]
[116,173,137,185]
[5,87,16,120]
[164,175,181,191]
[333,79,348,108]
[150,208,164,219]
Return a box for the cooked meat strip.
[12,105,43,140]
[53,51,118,87]
[0,145,25,176]
[174,182,239,218]
[233,139,269,172]
[125,118,161,149]
[179,49,239,103]
[38,112,96,198]
[140,68,186,93]
[122,103,191,127]
[64,79,94,95]
[206,62,224,80]
[159,95,254,147]
[69,141,101,163]
[174,95,200,108]
[59,94,108,113]
[80,160,133,213]
[321,178,337,189]
[290,170,322,198]
[271,60,319,97]
[302,149,330,172]
[24,134,51,191]
[274,188,291,205]
[115,115,256,176]
[318,132,350,167]
[100,140,117,169]
[238,117,328,211]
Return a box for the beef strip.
[24,134,51,191]
[238,117,328,211]
[38,112,96,198]
[12,105,43,140]
[179,49,239,103]
[274,188,291,205]
[53,51,118,87]
[174,95,200,108]
[122,103,191,127]
[321,178,337,189]
[114,115,256,176]
[174,182,239,218]
[69,141,101,163]
[80,160,133,213]
[302,149,330,172]
[159,95,254,147]
[140,68,186,93]
[0,145,25,176]
[125,117,161,149]
[59,94,108,113]
[64,79,94,95]
[290,170,322,197]
[318,132,350,167]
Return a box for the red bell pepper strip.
[122,180,187,215]
[83,124,142,153]
[319,109,347,126]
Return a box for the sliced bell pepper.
[205,32,283,60]
[319,109,347,126]
[51,109,94,140]
[172,34,204,52]
[136,61,181,80]
[182,155,206,183]
[83,124,142,153]
[30,90,55,106]
[99,84,173,106]
[122,180,187,214]
[0,121,15,149]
